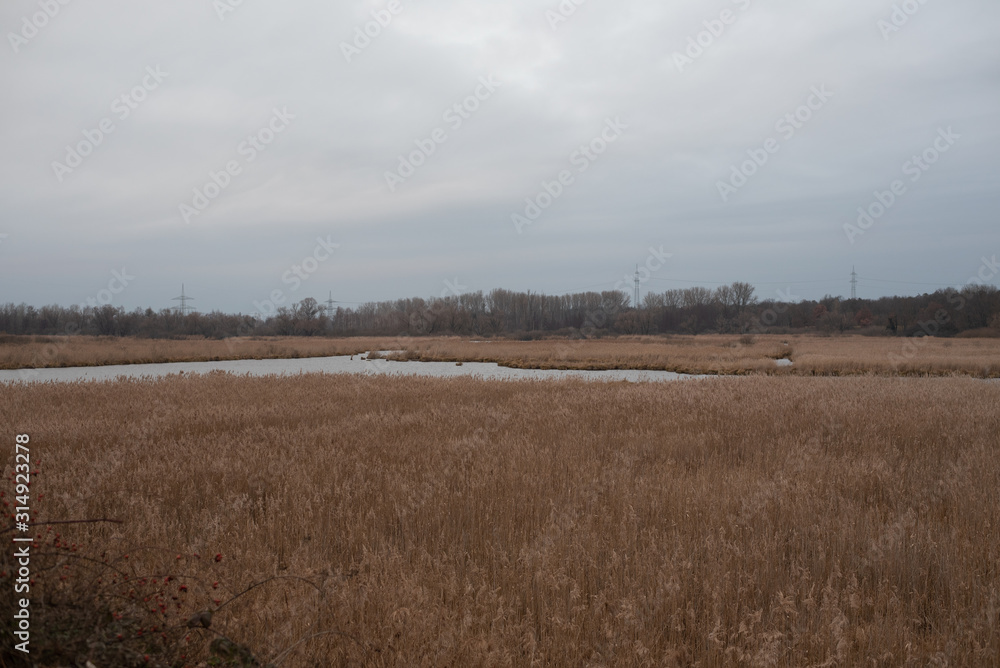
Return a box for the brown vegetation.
[0,335,400,370]
[5,334,1000,377]
[778,334,1000,377]
[377,335,790,374]
[370,334,1000,378]
[3,373,999,665]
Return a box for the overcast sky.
[1,0,998,313]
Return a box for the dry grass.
[4,334,1000,377]
[785,334,1000,377]
[0,335,401,370]
[382,334,1000,378]
[3,373,999,666]
[379,336,791,375]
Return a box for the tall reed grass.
[0,335,398,370]
[4,334,999,377]
[2,373,998,665]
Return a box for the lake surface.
[0,354,711,385]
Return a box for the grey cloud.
[1,0,998,311]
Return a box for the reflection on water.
[1,354,709,385]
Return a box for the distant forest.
[2,282,999,340]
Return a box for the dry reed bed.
[3,374,999,665]
[0,336,401,370]
[380,336,790,375]
[4,334,1000,377]
[382,335,1000,378]
[786,335,1000,377]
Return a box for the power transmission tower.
[324,291,337,319]
[172,284,194,315]
[850,266,858,300]
[634,264,640,308]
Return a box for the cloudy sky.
[1,0,998,313]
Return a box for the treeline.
[2,282,999,339]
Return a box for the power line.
[856,276,964,287]
[552,280,622,295]
[326,273,982,309]
[643,275,969,290]
[646,277,844,286]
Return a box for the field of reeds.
[0,335,400,371]
[3,373,999,666]
[362,334,1000,377]
[373,336,791,375]
[4,333,1000,377]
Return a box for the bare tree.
[730,282,757,311]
